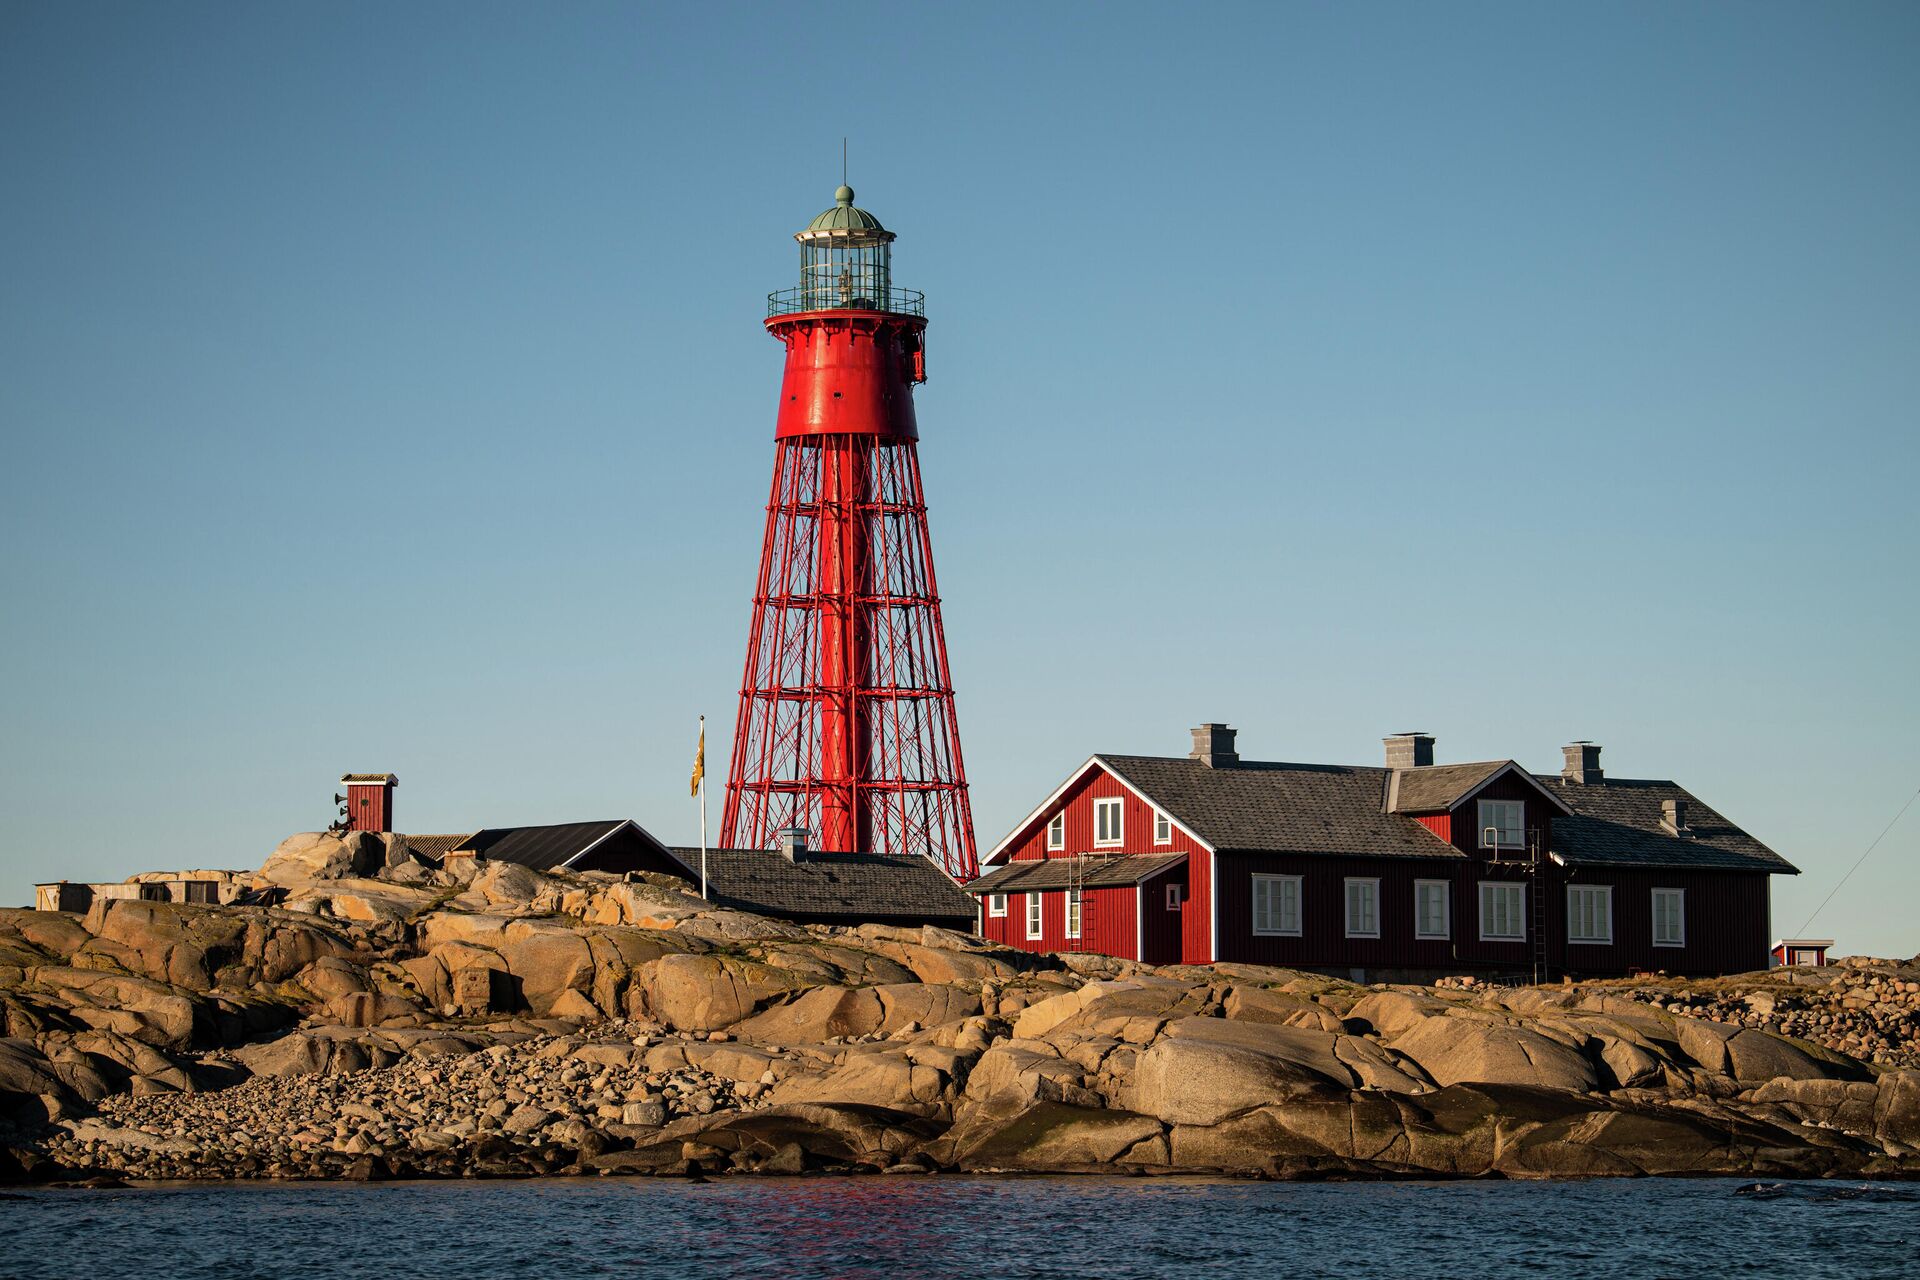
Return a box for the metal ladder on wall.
[1528,829,1549,985]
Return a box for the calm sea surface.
[2,1177,1917,1279]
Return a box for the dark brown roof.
[1097,755,1459,859]
[341,773,397,785]
[669,847,976,925]
[964,852,1187,895]
[1534,775,1798,873]
[1388,761,1509,812]
[455,821,631,872]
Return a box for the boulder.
[945,1102,1166,1171]
[1222,984,1343,1032]
[256,832,382,886]
[640,953,805,1032]
[732,987,885,1043]
[1127,1017,1422,1125]
[1389,1015,1602,1093]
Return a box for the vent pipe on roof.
[777,827,809,863]
[1384,733,1435,769]
[1562,742,1603,785]
[1189,724,1238,768]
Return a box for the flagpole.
[698,716,709,900]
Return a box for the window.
[1567,885,1613,944]
[1652,888,1685,947]
[1478,800,1525,851]
[1066,889,1083,939]
[1154,810,1172,844]
[1344,878,1380,939]
[1025,893,1044,940]
[1414,880,1451,940]
[987,893,1007,918]
[1252,874,1302,936]
[1166,884,1184,911]
[1093,797,1123,847]
[1479,882,1525,941]
[1046,813,1065,851]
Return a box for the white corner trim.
[1135,884,1145,961]
[1208,849,1219,962]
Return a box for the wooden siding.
[1414,813,1450,843]
[999,766,1209,865]
[345,782,392,833]
[979,886,1139,959]
[1550,866,1771,977]
[1139,863,1187,965]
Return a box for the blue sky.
[2,2,1915,956]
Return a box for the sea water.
[2,1177,1916,1279]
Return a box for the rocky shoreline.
[4,832,1918,1183]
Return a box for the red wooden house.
[966,725,1797,981]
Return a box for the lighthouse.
[720,184,979,882]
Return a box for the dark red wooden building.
[965,726,1797,981]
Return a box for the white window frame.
[1652,888,1686,948]
[1251,873,1302,937]
[1414,879,1451,940]
[1093,797,1123,848]
[1566,884,1613,944]
[1479,881,1526,942]
[1046,812,1065,851]
[987,893,1007,918]
[1153,810,1172,845]
[1025,893,1044,940]
[1477,799,1526,851]
[1166,883,1183,911]
[1343,877,1381,939]
[1066,888,1082,939]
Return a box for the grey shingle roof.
[1043,754,1796,876]
[963,852,1188,895]
[1097,755,1459,859]
[456,821,630,872]
[1388,761,1509,812]
[668,847,976,925]
[1533,775,1798,874]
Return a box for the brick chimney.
[1189,724,1238,768]
[340,773,397,833]
[1384,733,1435,769]
[777,826,809,863]
[1661,799,1689,834]
[1562,743,1603,785]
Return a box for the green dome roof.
[801,185,890,237]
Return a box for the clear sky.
[2,2,1915,956]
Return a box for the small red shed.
[341,773,397,833]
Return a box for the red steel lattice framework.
[720,186,978,881]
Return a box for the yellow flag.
[690,722,705,797]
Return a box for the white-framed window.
[987,893,1007,918]
[1414,880,1451,940]
[1025,893,1044,940]
[1166,884,1184,911]
[1344,878,1380,939]
[1093,797,1123,847]
[1478,800,1525,851]
[1154,810,1172,844]
[1252,873,1302,936]
[1046,812,1065,851]
[1567,885,1613,944]
[1652,888,1686,947]
[1479,882,1525,941]
[1066,889,1082,939]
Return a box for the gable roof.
[1536,775,1798,874]
[963,852,1187,895]
[453,820,639,872]
[1095,754,1460,859]
[668,846,975,924]
[992,751,1796,876]
[401,833,473,863]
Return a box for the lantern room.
[769,185,923,318]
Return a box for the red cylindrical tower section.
[769,311,926,441]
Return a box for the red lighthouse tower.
[721,185,978,882]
